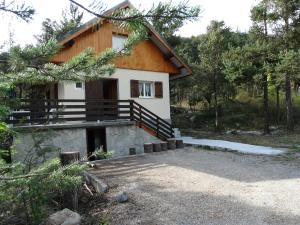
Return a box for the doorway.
[85,79,118,121]
[86,128,107,158]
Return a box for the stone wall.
[106,125,160,157]
[13,128,87,162]
[12,122,160,161]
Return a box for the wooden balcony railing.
[6,99,174,140]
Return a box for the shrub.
[0,129,86,225]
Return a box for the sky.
[0,0,259,48]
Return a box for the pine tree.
[36,3,84,43]
[267,0,300,131]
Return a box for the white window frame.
[139,81,154,98]
[112,34,128,51]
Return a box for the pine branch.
[0,1,35,22]
[69,0,199,22]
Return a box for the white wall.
[57,69,171,120]
[57,81,86,119]
[58,81,85,100]
[110,69,171,120]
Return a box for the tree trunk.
[276,86,280,125]
[263,73,270,134]
[213,73,219,131]
[60,152,80,211]
[283,11,294,132]
[285,74,294,131]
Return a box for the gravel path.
[91,148,300,225]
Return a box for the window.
[130,80,163,98]
[112,34,127,50]
[139,81,154,98]
[75,82,83,89]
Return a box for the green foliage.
[0,158,86,224]
[94,150,113,160]
[149,1,201,39]
[0,128,86,224]
[0,1,35,22]
[36,3,84,43]
[276,50,300,82]
[1,23,147,85]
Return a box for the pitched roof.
[57,0,192,79]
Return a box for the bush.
[0,129,86,225]
[0,158,86,225]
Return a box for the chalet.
[8,1,191,160]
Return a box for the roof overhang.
[57,0,192,79]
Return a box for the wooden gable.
[51,21,179,74]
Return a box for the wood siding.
[52,22,179,74]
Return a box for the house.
[8,1,191,160]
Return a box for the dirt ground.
[90,148,300,225]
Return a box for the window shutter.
[155,82,163,98]
[130,80,139,98]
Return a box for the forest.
[167,0,300,134]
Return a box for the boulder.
[42,208,81,225]
[116,191,128,203]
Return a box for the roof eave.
[56,0,192,79]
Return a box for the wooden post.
[156,117,159,137]
[167,138,176,150]
[60,151,80,211]
[130,100,134,121]
[161,142,168,151]
[153,143,162,152]
[176,139,184,149]
[139,105,142,128]
[144,143,153,153]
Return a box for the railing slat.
[6,98,174,140]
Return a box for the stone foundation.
[106,125,159,157]
[13,121,160,161]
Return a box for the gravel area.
[91,148,300,225]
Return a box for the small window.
[75,82,82,89]
[139,81,154,98]
[112,34,127,50]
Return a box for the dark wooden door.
[103,79,118,119]
[85,80,103,121]
[85,79,118,121]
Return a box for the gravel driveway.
[91,148,300,225]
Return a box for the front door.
[85,79,118,121]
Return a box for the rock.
[83,171,108,194]
[189,115,196,123]
[239,130,263,136]
[42,208,81,225]
[226,130,238,135]
[116,191,128,203]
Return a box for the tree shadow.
[91,148,300,183]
